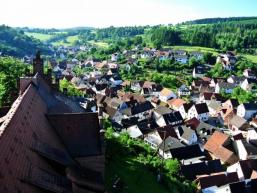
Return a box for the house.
[172,50,187,56]
[122,101,154,121]
[216,52,237,70]
[208,179,257,193]
[188,103,209,121]
[228,115,250,132]
[126,124,143,138]
[195,121,217,143]
[209,77,226,87]
[237,103,257,120]
[177,85,191,97]
[199,92,223,105]
[141,81,162,96]
[215,82,235,94]
[144,124,178,150]
[176,125,198,145]
[166,144,205,163]
[110,75,123,86]
[227,75,245,85]
[131,80,144,92]
[204,131,238,164]
[111,53,119,62]
[144,131,163,149]
[197,172,239,191]
[174,55,188,64]
[243,69,256,79]
[178,102,194,119]
[222,99,239,110]
[227,159,257,180]
[158,136,185,159]
[208,101,222,116]
[167,98,186,111]
[180,159,223,181]
[233,139,257,160]
[159,88,177,102]
[193,65,210,78]
[240,78,257,91]
[247,127,257,144]
[190,51,203,60]
[103,105,123,123]
[153,106,183,127]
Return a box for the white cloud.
[0,0,204,28]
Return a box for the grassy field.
[240,54,257,63]
[88,40,109,48]
[25,32,54,41]
[106,156,170,193]
[170,46,220,55]
[52,35,79,47]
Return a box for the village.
[35,45,257,193]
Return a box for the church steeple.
[33,51,44,76]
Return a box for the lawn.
[105,156,170,193]
[25,32,54,41]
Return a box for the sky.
[0,0,257,28]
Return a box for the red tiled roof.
[0,77,104,192]
[204,131,237,164]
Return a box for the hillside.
[181,16,257,25]
[0,25,51,57]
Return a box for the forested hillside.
[149,19,257,52]
[182,16,257,24]
[0,25,51,57]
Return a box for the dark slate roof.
[180,159,223,180]
[157,124,178,139]
[163,111,183,125]
[239,159,257,180]
[47,113,101,157]
[177,126,195,141]
[202,92,223,101]
[243,103,257,111]
[131,101,154,115]
[183,103,194,113]
[170,144,205,160]
[217,82,236,89]
[198,172,239,189]
[228,179,257,193]
[194,65,210,74]
[195,103,209,114]
[159,136,185,152]
[136,119,159,134]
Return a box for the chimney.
[33,51,44,76]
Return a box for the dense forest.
[149,21,257,52]
[182,17,257,25]
[95,26,146,40]
[0,25,51,57]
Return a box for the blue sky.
[0,0,256,28]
